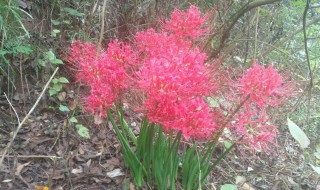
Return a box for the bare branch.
[0,67,59,167]
[208,0,281,59]
[4,93,20,125]
[261,15,320,57]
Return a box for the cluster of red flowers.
[238,61,287,109]
[228,61,291,150]
[67,40,135,116]
[134,5,217,139]
[67,5,292,149]
[163,5,208,40]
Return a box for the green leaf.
[59,105,70,112]
[62,20,71,24]
[58,77,69,83]
[14,45,32,54]
[224,141,232,149]
[52,78,59,84]
[310,164,320,175]
[45,50,56,61]
[37,59,47,67]
[0,50,8,56]
[52,58,63,64]
[315,152,320,159]
[69,117,78,123]
[75,124,90,139]
[49,89,57,96]
[220,184,237,190]
[63,7,85,17]
[287,118,310,149]
[52,83,62,91]
[51,29,60,37]
[52,29,60,34]
[51,20,60,25]
[314,145,320,159]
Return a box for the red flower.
[238,61,288,109]
[134,21,217,139]
[230,103,278,151]
[67,40,134,116]
[163,5,208,39]
[144,96,217,140]
[224,60,292,151]
[66,6,293,147]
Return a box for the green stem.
[116,109,137,145]
[202,142,237,181]
[212,95,250,142]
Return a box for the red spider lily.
[230,103,278,151]
[163,5,208,40]
[133,6,217,139]
[66,6,293,145]
[67,40,134,116]
[238,61,290,109]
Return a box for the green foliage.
[107,110,146,187]
[108,110,181,189]
[220,184,237,190]
[0,0,31,37]
[0,0,34,94]
[108,109,234,190]
[310,164,320,175]
[287,118,310,149]
[59,105,70,112]
[75,124,90,139]
[49,77,69,96]
[181,142,214,190]
[62,7,85,17]
[69,117,78,123]
[288,117,320,176]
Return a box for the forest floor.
[0,1,320,189]
[0,79,319,190]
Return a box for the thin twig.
[48,157,58,190]
[208,0,280,59]
[98,0,107,52]
[19,55,26,108]
[24,75,30,97]
[212,95,250,142]
[303,0,313,87]
[253,8,260,59]
[261,14,320,57]
[4,93,20,125]
[0,67,59,167]
[0,155,62,159]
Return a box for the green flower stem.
[203,141,238,182]
[212,95,250,142]
[107,110,147,186]
[116,109,137,145]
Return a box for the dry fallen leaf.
[130,183,136,190]
[34,185,49,190]
[15,162,31,176]
[106,168,124,178]
[236,175,246,185]
[94,113,103,125]
[28,137,52,148]
[68,100,77,110]
[240,183,256,190]
[71,166,83,174]
[106,157,120,171]
[57,91,66,101]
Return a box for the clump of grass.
[0,0,32,95]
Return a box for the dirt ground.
[0,84,319,190]
[0,1,319,189]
